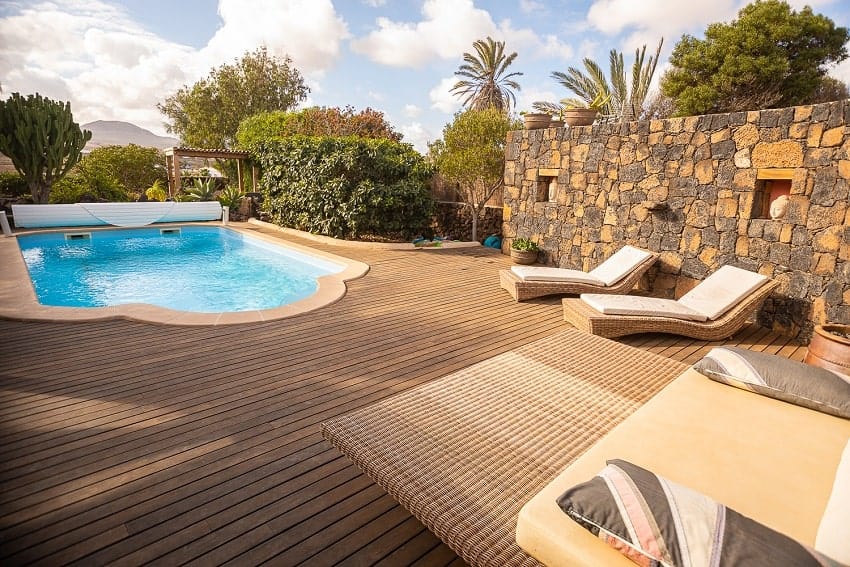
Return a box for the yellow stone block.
[636,143,650,161]
[648,132,664,145]
[503,205,512,221]
[793,105,813,122]
[710,129,730,143]
[659,251,683,273]
[788,122,808,139]
[735,236,749,256]
[716,197,738,218]
[632,205,650,222]
[821,126,844,148]
[814,253,837,275]
[807,123,824,148]
[779,224,793,243]
[814,227,842,253]
[751,140,803,168]
[811,297,827,325]
[838,160,850,180]
[600,225,613,242]
[698,246,718,266]
[638,174,661,190]
[695,159,715,184]
[758,263,775,278]
[574,205,584,218]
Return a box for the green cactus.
[0,93,92,203]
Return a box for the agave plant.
[145,179,167,202]
[217,184,244,209]
[182,178,217,202]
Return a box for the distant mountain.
[82,120,178,151]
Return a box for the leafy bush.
[250,136,433,239]
[76,144,166,201]
[236,106,403,148]
[49,172,129,203]
[0,172,28,197]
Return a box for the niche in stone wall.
[536,168,559,203]
[753,168,794,220]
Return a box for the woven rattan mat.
[323,328,688,566]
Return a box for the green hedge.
[250,136,434,240]
[0,172,28,197]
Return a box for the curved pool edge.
[0,223,370,326]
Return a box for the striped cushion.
[558,459,842,567]
[693,347,850,418]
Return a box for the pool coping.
[0,222,370,326]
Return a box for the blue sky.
[1,0,849,152]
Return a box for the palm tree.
[533,38,663,122]
[451,37,523,113]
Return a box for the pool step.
[160,228,182,236]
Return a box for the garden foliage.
[236,106,402,148]
[250,136,433,240]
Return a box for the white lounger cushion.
[588,245,654,286]
[510,266,604,285]
[678,265,769,320]
[580,294,708,321]
[510,245,652,286]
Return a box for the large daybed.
[323,330,850,567]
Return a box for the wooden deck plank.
[0,231,805,567]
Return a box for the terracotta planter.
[523,113,551,130]
[549,119,565,128]
[563,108,598,127]
[511,249,538,265]
[805,324,850,374]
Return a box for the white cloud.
[350,0,496,67]
[363,0,387,6]
[0,0,349,137]
[201,0,349,76]
[367,90,385,101]
[399,121,435,154]
[0,0,193,134]
[519,0,545,14]
[404,104,422,118]
[430,76,462,114]
[350,0,573,70]
[586,0,739,51]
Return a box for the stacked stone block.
[503,100,850,338]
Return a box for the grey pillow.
[693,347,850,418]
[558,459,841,566]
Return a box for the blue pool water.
[17,226,342,313]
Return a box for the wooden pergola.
[164,147,257,197]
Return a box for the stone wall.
[433,202,503,242]
[503,100,850,338]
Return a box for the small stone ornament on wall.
[769,194,789,220]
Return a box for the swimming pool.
[17,226,344,313]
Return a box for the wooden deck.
[0,227,804,566]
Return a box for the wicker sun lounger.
[562,277,779,340]
[321,329,687,567]
[500,247,658,302]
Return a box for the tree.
[0,92,91,203]
[429,108,515,242]
[236,106,402,148]
[660,0,849,116]
[451,37,522,113]
[158,46,309,148]
[76,144,166,199]
[534,39,663,122]
[809,76,850,104]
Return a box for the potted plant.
[562,92,611,127]
[510,237,539,264]
[805,324,850,374]
[521,111,551,130]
